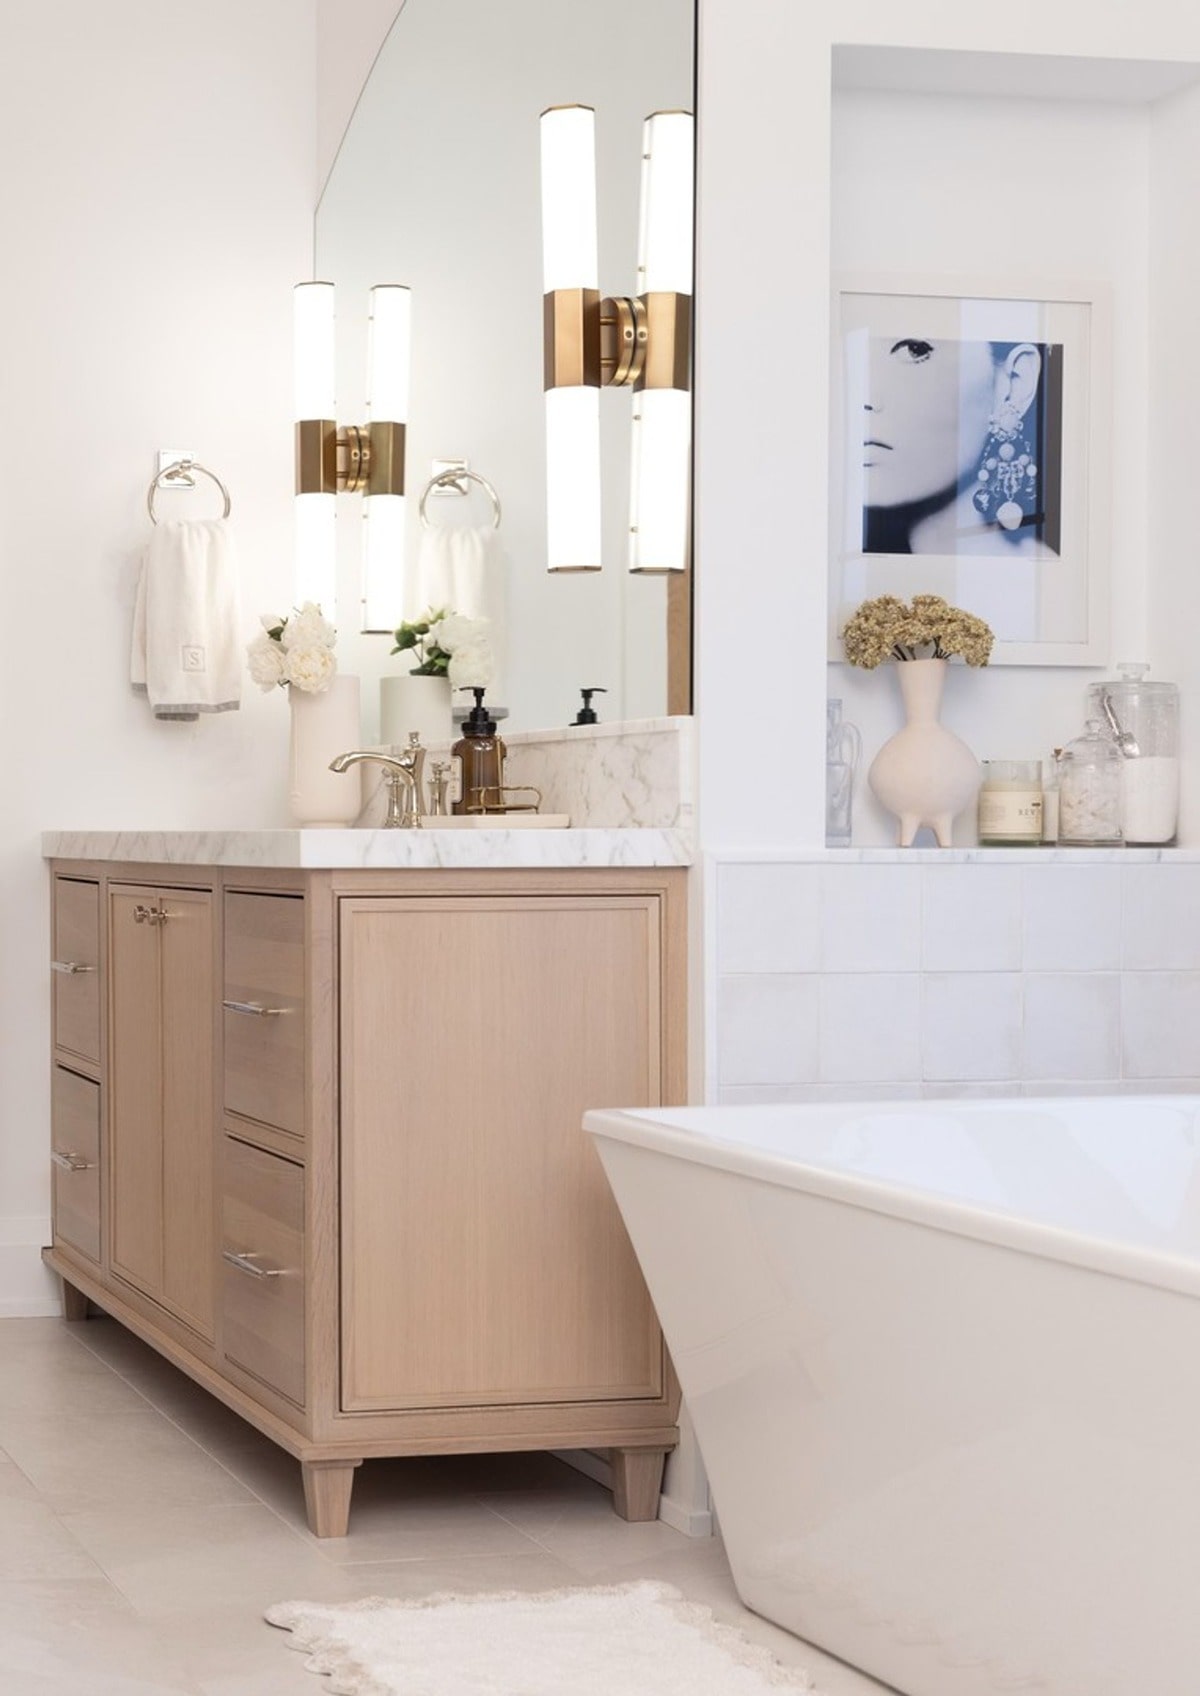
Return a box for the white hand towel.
[413,524,500,622]
[131,519,241,721]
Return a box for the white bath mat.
[265,1579,822,1695]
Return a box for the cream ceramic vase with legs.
[868,657,979,847]
[289,673,362,827]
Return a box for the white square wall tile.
[819,864,921,972]
[1122,865,1200,970]
[1121,973,1200,1078]
[717,863,821,974]
[921,864,1022,971]
[1022,864,1122,972]
[819,975,921,1083]
[716,975,819,1087]
[1021,974,1120,1081]
[922,973,1022,1082]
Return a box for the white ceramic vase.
[379,672,453,750]
[288,673,362,828]
[868,658,980,848]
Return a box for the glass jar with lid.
[1084,662,1179,846]
[1058,718,1123,847]
[978,761,1043,845]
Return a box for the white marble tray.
[419,814,570,830]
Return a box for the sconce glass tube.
[362,283,411,632]
[540,104,602,572]
[629,111,694,574]
[293,281,338,611]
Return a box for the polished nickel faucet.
[328,747,424,828]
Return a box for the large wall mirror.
[318,0,695,735]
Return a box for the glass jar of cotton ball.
[1058,719,1123,847]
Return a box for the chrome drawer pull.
[51,960,96,974]
[222,999,288,1018]
[51,1151,95,1172]
[133,904,155,924]
[222,1249,284,1279]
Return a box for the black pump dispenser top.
[459,687,496,736]
[573,687,608,726]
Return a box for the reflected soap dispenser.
[451,687,506,815]
[572,687,607,726]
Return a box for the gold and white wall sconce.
[293,280,411,629]
[539,105,694,574]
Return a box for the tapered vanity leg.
[610,1447,668,1522]
[61,1279,89,1322]
[301,1459,362,1538]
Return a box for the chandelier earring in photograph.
[973,399,1038,531]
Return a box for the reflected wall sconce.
[539,105,694,574]
[293,281,411,629]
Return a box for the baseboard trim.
[659,1492,714,1538]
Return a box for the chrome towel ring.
[147,459,232,524]
[418,467,501,530]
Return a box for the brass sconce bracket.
[543,288,691,395]
[296,419,406,496]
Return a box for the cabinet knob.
[222,1000,289,1018]
[133,904,169,926]
[221,1249,284,1279]
[51,960,96,975]
[51,1151,95,1172]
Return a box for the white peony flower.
[447,639,494,689]
[259,612,285,634]
[281,602,336,653]
[430,613,489,655]
[246,632,288,691]
[284,643,337,693]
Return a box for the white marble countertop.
[41,828,694,869]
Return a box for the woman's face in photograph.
[861,337,996,509]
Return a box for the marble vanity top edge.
[484,714,690,748]
[42,828,694,870]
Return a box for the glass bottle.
[1058,719,1123,847]
[1085,662,1180,846]
[825,698,863,847]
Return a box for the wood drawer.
[223,893,305,1138]
[51,1066,100,1264]
[220,1136,305,1407]
[52,878,100,1066]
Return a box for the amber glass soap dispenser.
[452,688,506,814]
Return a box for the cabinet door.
[109,887,164,1299]
[51,1066,101,1265]
[340,895,664,1413]
[52,877,100,1066]
[109,885,215,1341]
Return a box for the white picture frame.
[828,274,1111,667]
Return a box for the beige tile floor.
[0,1315,896,1695]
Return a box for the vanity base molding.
[46,859,685,1537]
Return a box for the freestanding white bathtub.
[585,1097,1200,1696]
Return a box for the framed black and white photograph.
[829,276,1110,666]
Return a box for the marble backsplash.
[363,715,694,832]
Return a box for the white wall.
[315,0,401,195]
[0,1,317,1310]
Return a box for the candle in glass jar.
[978,761,1044,845]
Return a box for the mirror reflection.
[317,0,694,734]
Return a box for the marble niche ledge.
[719,846,1200,864]
[40,828,693,870]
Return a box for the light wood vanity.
[45,851,687,1536]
